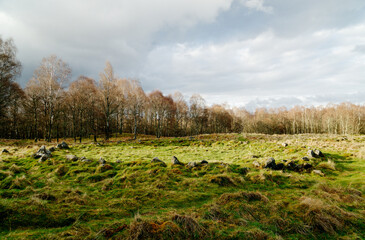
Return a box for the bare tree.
[98,61,120,140]
[189,94,206,135]
[0,37,22,119]
[31,55,71,142]
[128,80,146,140]
[116,79,131,135]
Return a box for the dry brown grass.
[171,214,208,238]
[242,228,269,240]
[129,215,181,240]
[11,175,30,189]
[218,191,269,205]
[298,197,356,234]
[317,160,336,170]
[315,184,364,206]
[9,164,23,174]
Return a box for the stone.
[264,157,276,169]
[308,150,318,158]
[282,143,288,147]
[314,149,324,158]
[38,154,49,163]
[2,149,9,154]
[115,159,122,163]
[151,157,167,167]
[80,157,92,163]
[187,162,197,168]
[33,146,52,159]
[99,158,106,164]
[274,163,285,170]
[312,169,324,176]
[56,141,69,149]
[251,155,259,158]
[294,164,304,172]
[49,147,56,152]
[308,149,324,158]
[252,161,260,168]
[303,163,313,169]
[302,157,310,161]
[172,156,184,165]
[66,155,78,161]
[286,160,296,170]
[201,160,208,164]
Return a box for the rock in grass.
[274,163,285,170]
[294,164,304,172]
[151,157,167,167]
[66,155,78,161]
[56,141,69,149]
[99,158,106,164]
[33,146,52,159]
[2,149,9,154]
[115,159,122,163]
[264,157,276,169]
[312,169,324,176]
[201,160,208,165]
[80,157,92,163]
[49,147,55,152]
[172,156,184,165]
[38,154,49,163]
[187,161,197,168]
[304,163,313,169]
[302,157,310,161]
[282,143,288,147]
[308,150,317,158]
[314,149,324,157]
[308,149,324,158]
[286,160,296,170]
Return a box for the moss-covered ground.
[0,133,364,239]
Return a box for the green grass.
[0,133,364,239]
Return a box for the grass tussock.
[298,197,356,234]
[218,191,269,204]
[317,160,336,171]
[241,228,269,240]
[209,175,235,186]
[129,216,180,240]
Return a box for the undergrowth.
[0,133,364,239]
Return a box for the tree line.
[1,37,364,141]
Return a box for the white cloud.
[240,0,273,13]
[141,24,365,107]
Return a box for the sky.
[1,0,365,110]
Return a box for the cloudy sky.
[1,0,365,110]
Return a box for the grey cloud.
[354,44,365,54]
[1,0,364,109]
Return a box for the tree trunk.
[133,114,138,140]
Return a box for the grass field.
[0,133,364,239]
